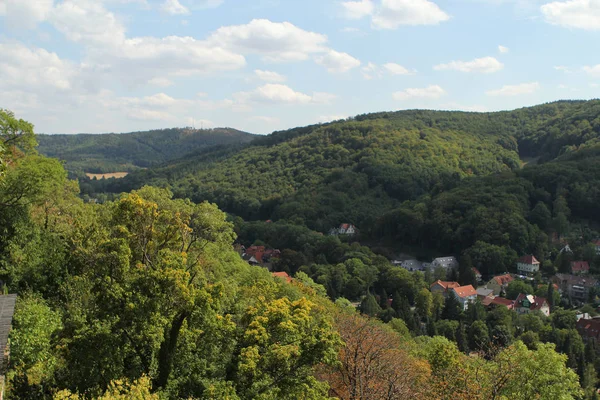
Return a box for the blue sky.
[1,0,599,134]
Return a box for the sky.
[0,0,599,135]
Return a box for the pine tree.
[547,282,555,310]
[456,323,469,354]
[379,288,389,309]
[442,293,462,321]
[426,317,437,337]
[360,293,381,317]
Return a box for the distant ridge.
[37,127,255,174]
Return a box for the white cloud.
[383,62,413,75]
[486,82,540,96]
[128,109,176,121]
[161,0,189,15]
[393,85,446,100]
[0,0,54,29]
[315,49,361,73]
[372,0,450,29]
[554,65,572,73]
[208,19,328,62]
[148,77,174,87]
[341,0,374,19]
[191,0,224,9]
[541,0,600,30]
[185,117,215,128]
[250,116,280,124]
[254,69,286,82]
[0,42,74,90]
[233,84,335,106]
[441,102,488,112]
[434,56,504,73]
[49,0,126,47]
[362,62,414,79]
[498,45,509,53]
[361,62,380,79]
[318,115,348,123]
[583,64,600,77]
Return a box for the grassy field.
[85,172,129,180]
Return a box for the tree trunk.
[155,311,188,389]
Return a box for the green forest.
[3,102,600,399]
[37,127,254,174]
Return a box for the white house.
[516,255,540,275]
[432,256,458,269]
[594,240,600,256]
[401,259,423,272]
[514,294,550,317]
[451,285,477,311]
[329,223,356,236]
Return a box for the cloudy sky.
[1,0,599,134]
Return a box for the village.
[236,222,600,344]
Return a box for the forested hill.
[37,127,255,174]
[92,100,600,234]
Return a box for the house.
[516,255,540,275]
[401,259,424,272]
[593,239,600,255]
[0,294,17,398]
[430,280,460,297]
[272,271,293,283]
[242,254,261,266]
[571,261,590,275]
[329,223,357,236]
[553,273,599,302]
[560,244,572,254]
[576,318,600,343]
[489,297,515,310]
[482,296,515,310]
[487,274,514,296]
[451,285,477,311]
[476,287,494,300]
[472,267,482,282]
[432,256,459,270]
[514,294,550,317]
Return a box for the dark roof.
[515,293,548,311]
[577,318,600,340]
[554,273,598,288]
[0,294,17,360]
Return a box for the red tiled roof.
[340,223,350,230]
[472,267,481,276]
[593,239,600,246]
[452,285,477,298]
[481,296,495,306]
[517,255,540,265]
[538,283,559,291]
[430,280,460,290]
[491,297,515,309]
[246,246,266,256]
[492,274,514,286]
[272,271,292,283]
[515,293,548,311]
[571,261,590,273]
